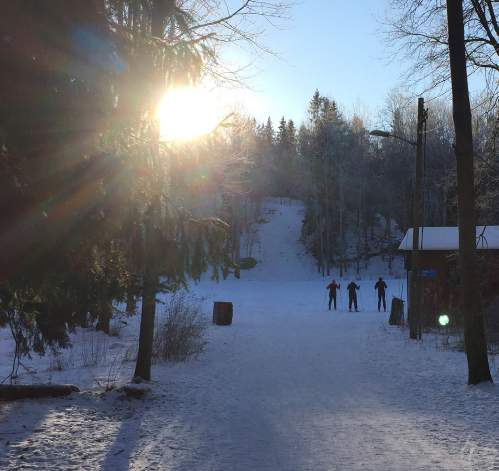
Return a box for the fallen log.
[0,384,80,401]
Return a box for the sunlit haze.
[158,86,223,141]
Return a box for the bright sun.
[157,86,221,142]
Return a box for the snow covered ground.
[1,198,498,470]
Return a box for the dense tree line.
[221,88,496,280]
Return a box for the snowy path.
[1,199,498,470]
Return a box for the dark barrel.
[213,301,233,325]
[389,297,404,326]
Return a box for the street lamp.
[369,130,416,147]
[370,97,426,340]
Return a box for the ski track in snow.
[1,198,498,470]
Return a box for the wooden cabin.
[398,226,499,326]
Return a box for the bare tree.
[386,0,498,100]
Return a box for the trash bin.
[389,297,404,326]
[213,301,233,325]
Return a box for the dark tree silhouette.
[446,0,492,385]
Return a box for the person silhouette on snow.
[375,277,388,312]
[347,281,360,312]
[326,279,340,310]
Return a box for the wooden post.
[409,97,425,340]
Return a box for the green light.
[438,314,450,326]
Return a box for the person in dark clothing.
[326,279,340,310]
[374,277,388,312]
[347,281,360,312]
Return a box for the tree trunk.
[232,196,241,266]
[446,0,492,384]
[325,163,331,276]
[116,0,124,26]
[356,204,361,275]
[134,203,158,381]
[133,0,170,382]
[339,166,345,278]
[320,214,326,276]
[318,205,325,275]
[126,292,137,316]
[96,302,112,334]
[385,213,392,272]
[76,304,88,328]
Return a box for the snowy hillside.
[240,198,404,282]
[240,199,318,281]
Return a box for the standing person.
[374,277,388,312]
[347,281,360,312]
[326,279,341,310]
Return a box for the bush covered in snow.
[153,293,207,361]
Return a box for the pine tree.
[264,117,275,145]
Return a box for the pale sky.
[219,0,409,126]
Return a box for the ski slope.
[0,198,498,470]
[241,198,404,282]
[240,199,318,281]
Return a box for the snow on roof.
[398,226,499,251]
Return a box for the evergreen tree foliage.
[0,1,232,377]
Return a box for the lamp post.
[370,97,426,340]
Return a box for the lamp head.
[370,129,391,138]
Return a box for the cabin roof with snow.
[399,226,499,251]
